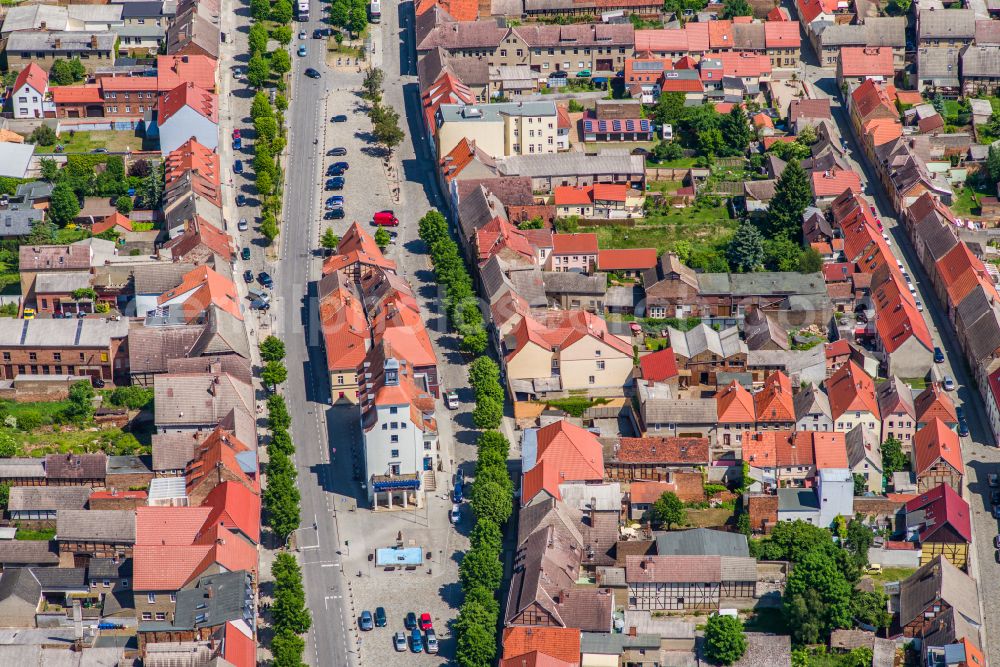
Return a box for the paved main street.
[269,0,479,664]
[796,41,1000,666]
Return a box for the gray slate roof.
[917,47,960,88]
[918,8,976,40]
[0,319,128,348]
[6,30,116,51]
[498,152,645,178]
[542,271,607,296]
[8,486,91,512]
[0,541,59,566]
[962,45,1000,77]
[171,569,253,631]
[0,206,42,238]
[898,556,980,629]
[56,510,136,543]
[654,528,749,557]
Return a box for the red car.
[373,210,399,227]
[418,613,432,631]
[232,128,241,139]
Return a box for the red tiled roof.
[318,276,368,372]
[534,420,604,481]
[797,0,838,23]
[904,482,971,543]
[937,242,1000,307]
[895,90,924,106]
[158,264,242,323]
[812,168,863,198]
[624,57,672,84]
[323,222,397,275]
[500,651,578,667]
[915,383,958,425]
[476,217,535,263]
[753,112,773,128]
[90,490,147,500]
[872,270,933,353]
[164,137,222,206]
[415,0,479,20]
[91,211,133,235]
[716,380,755,423]
[826,361,879,420]
[715,51,772,78]
[615,436,709,464]
[593,183,627,202]
[554,185,593,206]
[685,22,710,51]
[764,20,799,48]
[742,430,782,468]
[14,63,48,96]
[767,6,791,19]
[423,71,476,135]
[501,627,581,664]
[158,81,218,124]
[638,347,679,382]
[521,459,563,504]
[851,78,898,123]
[50,85,103,104]
[507,310,633,360]
[825,339,850,359]
[200,481,261,544]
[840,46,894,77]
[132,544,213,590]
[776,431,816,467]
[913,418,963,477]
[708,19,733,49]
[790,98,832,122]
[762,136,797,149]
[598,248,658,271]
[635,28,689,53]
[551,232,598,254]
[812,431,848,469]
[100,76,157,92]
[136,506,214,545]
[157,55,217,92]
[753,371,794,422]
[223,622,256,667]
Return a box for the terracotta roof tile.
[915,383,958,424]
[157,54,218,92]
[812,167,863,198]
[826,361,880,420]
[158,81,218,124]
[812,431,849,469]
[716,380,755,423]
[551,232,598,254]
[598,248,658,271]
[14,63,48,96]
[534,420,604,481]
[501,627,581,664]
[840,46,894,77]
[637,347,678,382]
[913,418,963,476]
[764,20,800,48]
[50,85,103,104]
[614,436,709,464]
[753,371,794,422]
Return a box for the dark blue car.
[452,480,463,503]
[933,347,945,363]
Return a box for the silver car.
[393,632,406,652]
[426,630,439,654]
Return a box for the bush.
[16,411,42,432]
[28,125,57,146]
[108,385,154,410]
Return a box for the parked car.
[241,247,251,261]
[232,128,241,139]
[374,607,386,627]
[313,28,326,38]
[330,161,349,171]
[331,114,348,123]
[305,68,321,78]
[326,164,346,176]
[298,30,306,39]
[373,210,399,226]
[943,376,955,391]
[404,612,417,630]
[409,628,423,653]
[452,480,463,503]
[232,136,242,150]
[990,489,1000,506]
[934,347,945,363]
[994,534,1000,550]
[324,208,345,219]
[359,611,373,631]
[328,147,347,156]
[444,391,459,409]
[990,473,999,487]
[393,632,407,652]
[236,194,247,207]
[326,195,344,207]
[238,218,249,232]
[915,299,923,312]
[243,270,254,284]
[326,177,345,190]
[449,504,460,524]
[881,232,891,245]
[992,504,1000,519]
[425,630,439,654]
[958,419,969,437]
[575,69,591,77]
[234,159,243,174]
[258,272,273,288]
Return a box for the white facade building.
[12,63,51,119]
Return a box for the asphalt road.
[797,40,1000,664]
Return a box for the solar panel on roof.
[634,61,663,70]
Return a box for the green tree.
[720,105,752,155]
[463,585,499,621]
[49,60,75,85]
[247,54,270,88]
[652,139,684,162]
[255,115,279,144]
[272,552,311,633]
[459,544,503,592]
[784,551,853,644]
[329,0,351,27]
[418,209,449,247]
[766,160,812,239]
[472,394,502,429]
[348,3,367,35]
[267,398,291,432]
[271,48,292,76]
[27,220,56,244]
[519,217,544,230]
[136,162,163,209]
[40,158,59,181]
[273,25,293,45]
[264,453,301,539]
[362,67,385,101]
[29,124,57,146]
[263,361,289,388]
[471,479,512,524]
[257,171,275,198]
[799,246,823,273]
[0,483,9,510]
[651,491,686,529]
[67,58,85,81]
[726,221,765,273]
[469,519,502,553]
[721,0,752,17]
[320,227,340,251]
[251,91,273,120]
[0,434,16,459]
[763,236,801,272]
[250,0,271,20]
[374,226,391,250]
[881,436,907,476]
[736,512,751,536]
[270,429,294,456]
[271,628,305,667]
[851,589,891,629]
[853,473,868,496]
[248,23,269,57]
[64,380,95,423]
[254,144,275,178]
[49,183,80,226]
[697,127,725,157]
[845,519,874,572]
[272,0,294,22]
[704,614,747,665]
[454,600,497,667]
[653,91,687,127]
[468,357,500,395]
[460,327,488,355]
[108,385,154,410]
[260,335,286,362]
[115,195,133,215]
[477,430,510,460]
[261,212,279,243]
[372,106,405,156]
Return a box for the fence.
[645,167,691,181]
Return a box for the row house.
[520,420,604,507]
[0,318,129,385]
[716,380,756,455]
[898,556,981,646]
[603,435,709,482]
[916,9,975,49]
[794,382,834,432]
[435,101,558,159]
[157,82,219,156]
[5,31,116,74]
[876,375,917,450]
[56,509,135,562]
[961,45,1000,97]
[837,46,894,90]
[904,484,971,569]
[811,18,905,70]
[913,418,963,494]
[625,555,759,611]
[753,371,795,430]
[11,63,52,119]
[743,429,848,488]
[668,324,748,387]
[826,360,879,432]
[915,382,958,431]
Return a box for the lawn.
[2,398,72,425]
[647,180,684,193]
[647,156,699,168]
[684,507,734,528]
[904,377,928,389]
[864,566,916,586]
[15,527,56,541]
[39,130,144,154]
[589,201,735,255]
[0,247,19,294]
[942,99,961,120]
[952,185,981,217]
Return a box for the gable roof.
[654,528,749,557]
[638,347,678,383]
[501,627,581,664]
[158,81,218,124]
[158,264,241,323]
[904,483,971,544]
[913,418,963,477]
[533,420,604,482]
[157,54,218,92]
[915,383,958,425]
[840,46,894,77]
[716,381,755,423]
[753,371,794,423]
[898,555,979,629]
[826,360,880,420]
[876,375,916,418]
[13,63,47,96]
